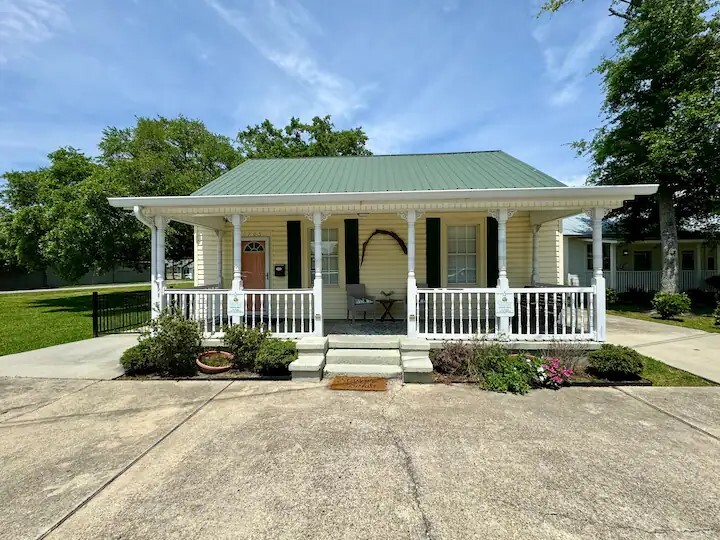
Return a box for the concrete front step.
[325,349,401,366]
[327,335,401,349]
[323,364,403,379]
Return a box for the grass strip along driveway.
[0,286,150,357]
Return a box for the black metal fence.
[92,290,151,337]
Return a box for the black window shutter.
[486,217,498,287]
[287,221,302,288]
[344,219,360,285]
[426,218,441,287]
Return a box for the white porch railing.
[581,270,719,292]
[242,289,315,337]
[163,288,315,338]
[416,286,597,341]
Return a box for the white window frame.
[309,227,340,287]
[447,225,477,285]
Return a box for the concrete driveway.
[607,315,720,383]
[1,378,719,540]
[0,334,136,379]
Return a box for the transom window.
[243,241,265,252]
[586,244,611,271]
[447,225,477,284]
[310,228,339,286]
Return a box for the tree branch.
[609,6,631,20]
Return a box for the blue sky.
[0,0,621,185]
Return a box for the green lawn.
[608,304,720,333]
[0,284,191,357]
[640,355,717,386]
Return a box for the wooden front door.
[241,240,267,290]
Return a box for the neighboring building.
[109,151,656,345]
[563,215,719,292]
[0,266,151,292]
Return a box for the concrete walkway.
[607,314,720,383]
[0,334,136,379]
[0,379,718,540]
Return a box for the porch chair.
[346,284,377,322]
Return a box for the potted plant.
[196,350,234,374]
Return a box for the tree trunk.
[658,186,679,293]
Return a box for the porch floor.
[324,319,406,336]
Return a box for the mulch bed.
[116,370,291,381]
[328,376,388,392]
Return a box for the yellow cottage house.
[109,151,656,381]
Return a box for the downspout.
[134,206,158,318]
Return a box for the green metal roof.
[192,151,566,196]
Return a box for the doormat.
[328,376,387,392]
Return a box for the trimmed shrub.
[651,292,691,320]
[605,287,619,306]
[223,324,270,370]
[255,338,297,375]
[431,340,475,375]
[686,288,716,309]
[149,310,202,376]
[588,344,643,381]
[706,274,720,292]
[120,339,157,375]
[714,302,720,327]
[121,310,202,376]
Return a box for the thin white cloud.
[560,174,588,187]
[534,15,617,106]
[205,0,370,120]
[0,0,69,64]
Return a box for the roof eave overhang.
[108,184,659,210]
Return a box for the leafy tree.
[542,0,720,292]
[237,115,371,159]
[0,148,103,282]
[1,114,372,283]
[98,115,242,262]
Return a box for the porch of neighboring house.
[566,237,720,292]
[146,207,610,344]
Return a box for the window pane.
[681,251,695,271]
[447,226,477,284]
[310,228,339,285]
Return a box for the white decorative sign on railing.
[227,292,244,316]
[494,291,515,317]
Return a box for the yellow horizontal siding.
[194,211,564,320]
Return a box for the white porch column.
[311,211,328,337]
[215,230,224,288]
[231,214,246,292]
[491,209,514,337]
[150,224,159,318]
[402,210,418,338]
[154,216,167,312]
[531,224,541,286]
[589,208,608,341]
[495,209,512,289]
[609,242,617,290]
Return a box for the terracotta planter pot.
[196,350,234,374]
